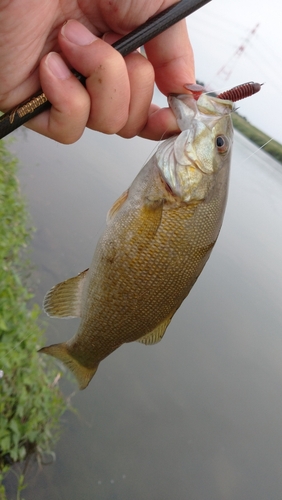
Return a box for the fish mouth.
[168,92,233,133]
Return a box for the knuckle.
[90,114,128,135]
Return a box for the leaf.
[0,435,11,453]
[0,318,8,331]
[8,419,19,435]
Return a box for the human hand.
[0,0,195,143]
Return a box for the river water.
[8,112,282,499]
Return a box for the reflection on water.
[9,123,282,499]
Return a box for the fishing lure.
[184,81,262,102]
[217,82,262,102]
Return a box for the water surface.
[9,122,282,500]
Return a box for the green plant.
[232,112,282,163]
[0,140,68,497]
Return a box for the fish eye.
[216,135,229,154]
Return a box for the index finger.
[144,19,195,95]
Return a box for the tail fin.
[38,342,98,390]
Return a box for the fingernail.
[46,52,71,80]
[62,20,98,46]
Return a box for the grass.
[0,139,68,499]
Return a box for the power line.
[208,23,260,85]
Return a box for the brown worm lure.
[184,81,262,102]
[217,82,262,102]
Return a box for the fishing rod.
[0,0,211,139]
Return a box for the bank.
[232,112,282,163]
[0,139,67,499]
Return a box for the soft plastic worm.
[184,81,262,102]
[217,82,262,102]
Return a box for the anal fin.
[137,316,172,345]
[43,268,89,318]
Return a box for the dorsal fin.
[43,269,89,318]
[136,316,172,345]
[107,189,129,222]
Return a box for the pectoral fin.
[38,342,98,390]
[137,316,172,345]
[43,269,89,318]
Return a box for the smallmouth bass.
[39,91,233,390]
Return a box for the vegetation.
[0,140,67,498]
[232,112,282,163]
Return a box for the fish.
[39,90,234,390]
